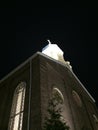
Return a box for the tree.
[43,95,70,130]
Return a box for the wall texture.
[0,52,98,130]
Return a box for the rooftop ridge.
[0,52,95,103]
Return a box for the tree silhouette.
[43,95,70,130]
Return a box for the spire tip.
[47,39,51,44]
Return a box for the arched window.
[8,82,26,130]
[52,87,64,104]
[72,90,82,107]
[93,114,98,123]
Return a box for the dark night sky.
[0,7,98,106]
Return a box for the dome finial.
[47,39,51,45]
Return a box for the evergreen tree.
[43,96,70,130]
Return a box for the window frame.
[8,82,26,130]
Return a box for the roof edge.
[0,52,95,103]
[38,52,95,103]
[0,52,40,83]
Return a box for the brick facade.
[0,52,98,130]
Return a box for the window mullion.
[18,88,24,130]
[8,82,26,130]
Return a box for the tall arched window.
[8,82,26,130]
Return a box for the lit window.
[8,82,26,130]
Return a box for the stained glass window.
[8,82,26,130]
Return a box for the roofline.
[0,52,40,83]
[71,71,95,102]
[0,51,95,102]
[39,53,95,102]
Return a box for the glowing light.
[8,82,26,130]
[42,41,64,61]
[42,40,72,69]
